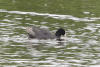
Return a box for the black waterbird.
[26,26,66,40]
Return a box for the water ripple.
[0,9,97,22]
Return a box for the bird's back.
[26,26,57,39]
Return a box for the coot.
[26,26,66,40]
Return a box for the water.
[0,0,100,67]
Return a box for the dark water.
[0,0,100,67]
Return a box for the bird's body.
[26,26,65,40]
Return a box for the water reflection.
[0,9,97,22]
[0,9,100,67]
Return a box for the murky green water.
[0,0,100,67]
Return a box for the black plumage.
[26,26,65,40]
